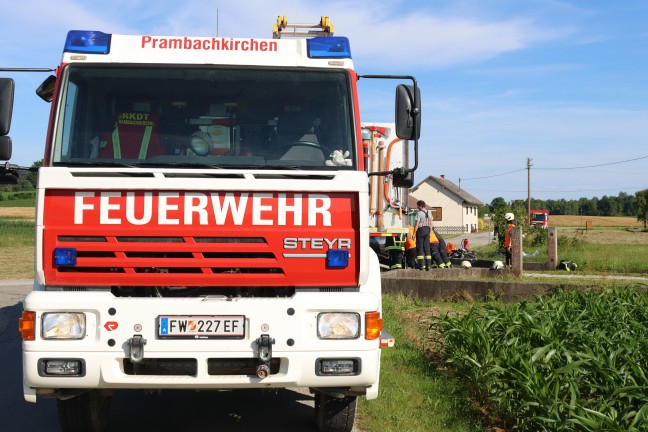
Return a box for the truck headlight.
[42,313,86,339]
[317,313,360,339]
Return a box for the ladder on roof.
[272,15,334,39]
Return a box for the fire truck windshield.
[51,65,355,169]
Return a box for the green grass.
[563,243,648,272]
[0,245,33,279]
[0,196,36,207]
[474,234,648,272]
[358,295,484,432]
[0,218,35,247]
[0,218,34,278]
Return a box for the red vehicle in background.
[530,209,549,229]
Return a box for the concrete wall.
[381,269,588,302]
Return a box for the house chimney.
[440,174,445,179]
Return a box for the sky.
[1,0,647,205]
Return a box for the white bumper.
[22,290,382,401]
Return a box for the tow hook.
[255,334,275,379]
[127,335,147,363]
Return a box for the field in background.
[0,198,36,208]
[550,214,643,227]
[0,207,35,218]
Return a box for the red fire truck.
[530,209,549,229]
[0,16,419,432]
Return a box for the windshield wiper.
[55,161,137,168]
[136,162,225,169]
[227,164,301,170]
[138,162,303,170]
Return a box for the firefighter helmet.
[504,212,515,222]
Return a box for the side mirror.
[36,75,56,102]
[0,168,20,185]
[0,136,11,160]
[392,168,414,188]
[0,78,15,135]
[0,142,19,184]
[395,84,421,140]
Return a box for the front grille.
[49,234,284,279]
[208,358,281,376]
[123,358,197,376]
[121,358,281,376]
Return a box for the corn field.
[430,286,648,431]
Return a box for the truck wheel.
[314,392,357,432]
[57,390,112,432]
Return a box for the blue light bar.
[64,30,111,54]
[54,248,77,266]
[326,249,349,269]
[307,37,352,59]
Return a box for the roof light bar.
[64,30,111,54]
[307,37,351,59]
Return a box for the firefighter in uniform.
[384,233,405,270]
[404,225,417,269]
[504,212,516,267]
[434,228,452,268]
[413,200,432,270]
[429,229,445,268]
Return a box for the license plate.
[158,315,245,339]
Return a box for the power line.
[460,154,648,182]
[460,168,526,181]
[535,155,648,170]
[468,186,646,193]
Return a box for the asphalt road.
[451,230,493,248]
[0,280,331,432]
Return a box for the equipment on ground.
[5,17,421,432]
[461,260,472,269]
[557,259,578,271]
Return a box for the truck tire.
[314,392,357,432]
[57,390,112,432]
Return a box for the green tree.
[489,197,507,214]
[636,189,648,228]
[25,159,43,189]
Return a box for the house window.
[431,207,442,221]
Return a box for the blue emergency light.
[307,37,352,59]
[54,248,77,266]
[326,249,349,269]
[64,30,111,54]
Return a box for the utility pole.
[527,157,532,221]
